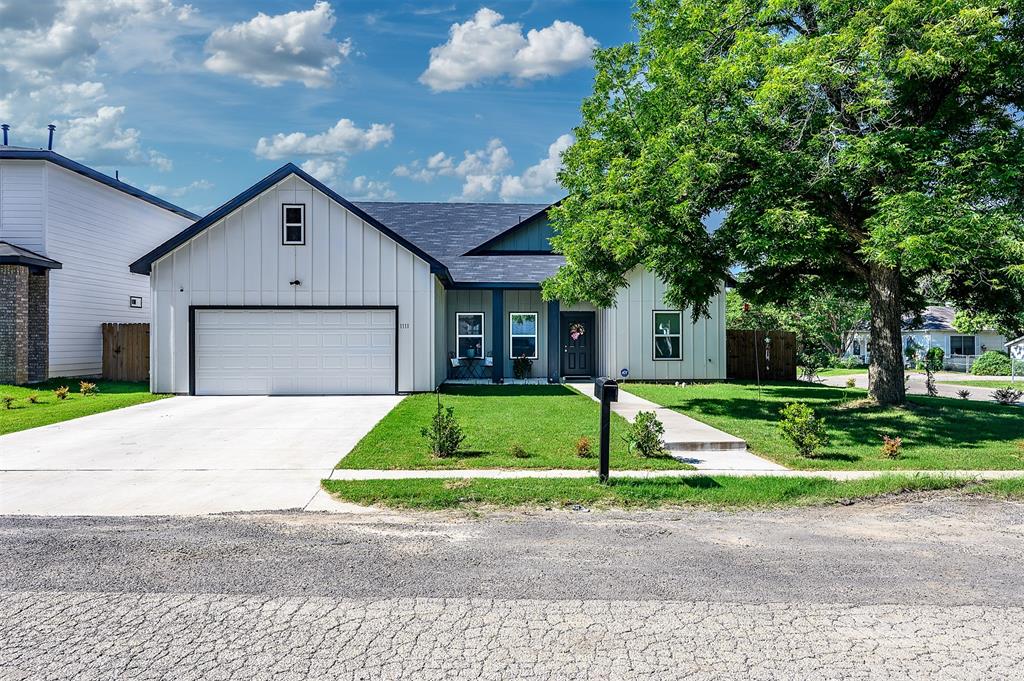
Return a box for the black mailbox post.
[594,378,619,483]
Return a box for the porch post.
[547,299,560,383]
[492,289,504,383]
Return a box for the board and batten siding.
[149,175,437,394]
[0,160,191,377]
[602,268,726,381]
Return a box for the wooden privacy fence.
[101,323,150,382]
[726,330,797,381]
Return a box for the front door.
[561,312,595,377]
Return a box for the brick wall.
[0,264,29,385]
[27,270,49,383]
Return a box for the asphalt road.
[2,495,1024,679]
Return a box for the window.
[282,204,305,245]
[950,335,976,356]
[456,313,484,359]
[509,312,538,359]
[653,311,683,360]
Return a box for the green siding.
[479,216,554,253]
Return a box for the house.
[845,305,1007,370]
[0,137,198,384]
[130,164,726,395]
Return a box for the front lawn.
[937,379,1024,389]
[623,381,1024,470]
[812,367,870,376]
[336,384,691,470]
[321,474,1012,510]
[0,379,166,435]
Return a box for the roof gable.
[0,148,198,220]
[130,164,451,277]
[464,204,556,255]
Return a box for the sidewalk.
[573,382,787,471]
[327,468,1024,481]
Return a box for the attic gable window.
[282,204,305,245]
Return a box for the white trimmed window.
[282,204,305,245]
[509,312,538,359]
[950,335,976,356]
[456,313,484,359]
[653,311,683,360]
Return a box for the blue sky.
[0,1,636,214]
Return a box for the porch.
[440,287,600,385]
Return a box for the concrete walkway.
[574,382,786,471]
[327,468,1024,481]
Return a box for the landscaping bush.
[420,394,466,458]
[2,396,15,410]
[923,347,944,397]
[512,354,533,380]
[956,389,971,400]
[971,351,1013,376]
[624,411,667,458]
[510,443,530,459]
[992,386,1023,406]
[575,435,593,458]
[777,402,831,457]
[79,381,98,396]
[27,393,40,404]
[845,377,856,389]
[880,435,903,459]
[54,386,69,400]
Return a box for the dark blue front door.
[561,312,595,377]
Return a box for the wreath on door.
[569,322,586,341]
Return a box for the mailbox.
[594,377,619,402]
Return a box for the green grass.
[812,367,870,376]
[937,379,1024,389]
[623,381,1024,471]
[321,474,1015,510]
[0,379,167,435]
[336,384,691,470]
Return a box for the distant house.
[846,305,1007,370]
[130,163,728,395]
[0,140,197,384]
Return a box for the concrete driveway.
[0,395,402,516]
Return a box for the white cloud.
[255,118,394,160]
[56,106,171,170]
[300,158,345,184]
[347,175,396,200]
[299,159,392,200]
[146,179,213,198]
[204,1,351,88]
[500,134,572,200]
[420,8,596,92]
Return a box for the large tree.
[544,0,1024,404]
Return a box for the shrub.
[971,351,1013,376]
[992,387,1023,406]
[510,443,530,459]
[54,386,69,400]
[1,396,15,410]
[624,410,667,458]
[512,354,533,380]
[575,435,593,458]
[956,389,971,400]
[837,355,865,370]
[79,381,98,396]
[778,402,831,457]
[420,394,466,458]
[27,393,40,404]
[845,377,856,389]
[880,435,903,459]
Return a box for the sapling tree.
[544,0,1024,405]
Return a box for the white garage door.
[193,308,396,395]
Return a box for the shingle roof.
[905,306,958,331]
[354,201,556,285]
[0,241,62,269]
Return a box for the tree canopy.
[544,0,1024,403]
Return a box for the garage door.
[193,308,396,395]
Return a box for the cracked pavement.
[2,494,1024,679]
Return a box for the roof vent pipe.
[1,124,8,146]
[47,124,56,150]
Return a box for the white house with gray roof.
[131,164,726,395]
[845,305,1007,370]
[0,141,197,384]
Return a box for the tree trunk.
[866,263,906,405]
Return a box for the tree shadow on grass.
[441,384,579,398]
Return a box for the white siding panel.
[0,161,46,252]
[150,176,437,393]
[40,164,191,377]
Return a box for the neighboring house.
[846,305,1006,370]
[0,142,198,384]
[130,163,727,395]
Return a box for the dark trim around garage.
[188,305,400,397]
